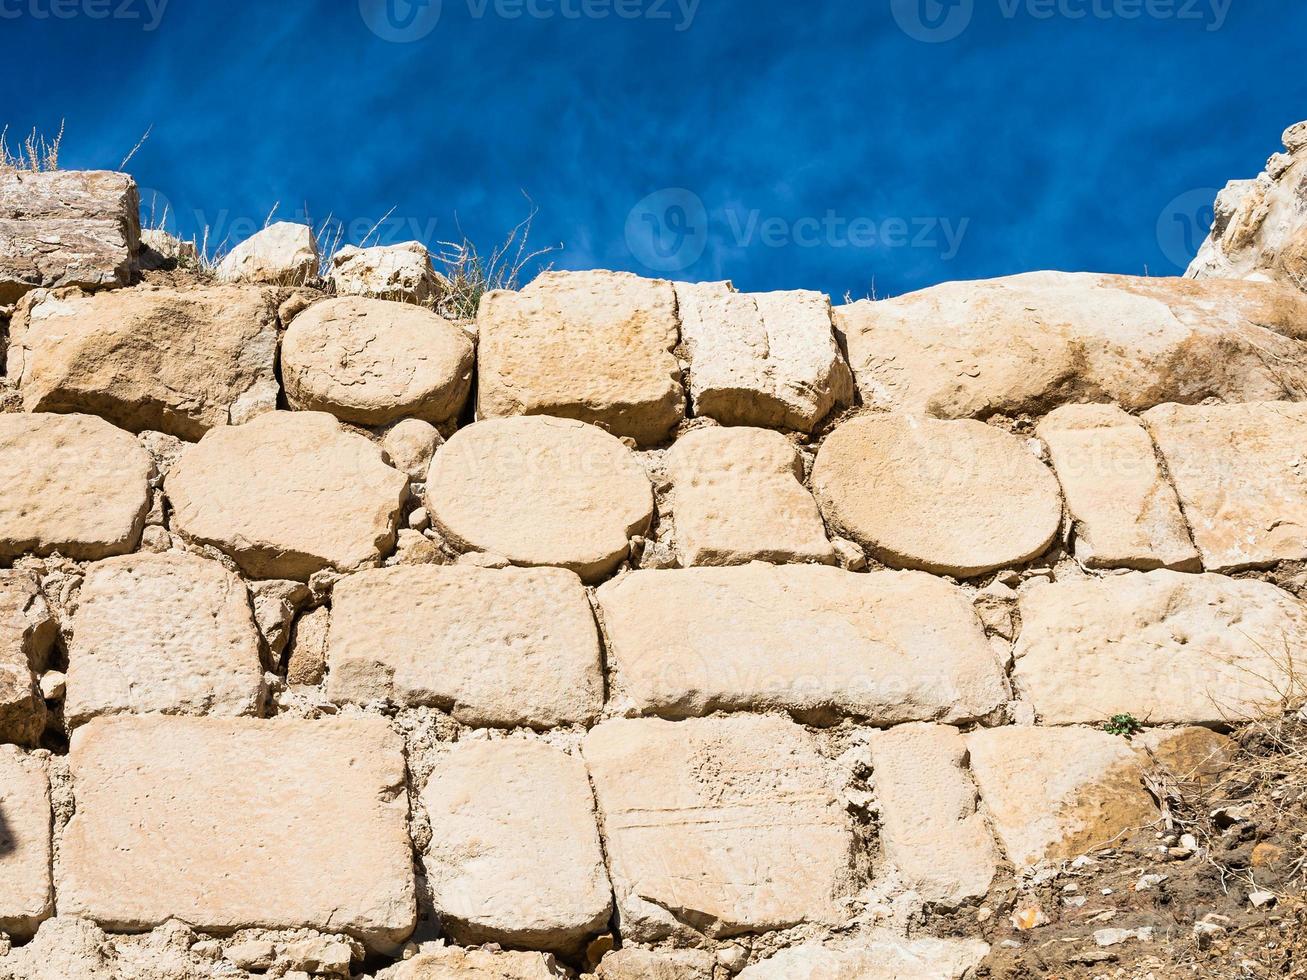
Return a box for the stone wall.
[1,155,1306,980]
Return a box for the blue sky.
[2,0,1304,298]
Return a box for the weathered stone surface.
[1189,121,1307,295]
[737,935,990,980]
[216,222,318,285]
[1037,404,1199,571]
[375,948,566,980]
[382,418,443,478]
[1013,571,1307,726]
[811,414,1062,577]
[665,426,835,567]
[329,242,445,304]
[966,726,1157,869]
[166,411,408,580]
[0,747,52,937]
[477,270,685,445]
[285,606,330,686]
[7,284,280,439]
[327,564,602,727]
[1143,402,1307,571]
[426,416,653,583]
[675,281,853,431]
[0,413,151,561]
[138,228,198,270]
[599,564,1007,725]
[65,552,265,728]
[247,578,310,661]
[0,917,248,980]
[836,272,1307,418]
[60,716,416,950]
[1140,727,1236,784]
[583,715,853,941]
[282,297,473,426]
[0,170,139,304]
[0,571,54,747]
[869,723,1000,904]
[593,948,717,979]
[420,740,611,953]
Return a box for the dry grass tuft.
[0,120,65,173]
[430,199,559,321]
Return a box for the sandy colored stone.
[593,948,717,979]
[426,416,653,583]
[6,284,280,439]
[738,934,990,980]
[599,564,1007,725]
[329,242,446,304]
[327,564,602,727]
[477,270,685,445]
[282,297,473,426]
[0,748,52,938]
[59,716,416,950]
[375,948,566,980]
[247,579,310,661]
[0,413,151,561]
[1013,571,1306,726]
[420,740,611,953]
[0,170,139,304]
[0,571,55,747]
[0,917,247,980]
[1140,727,1236,784]
[811,414,1062,577]
[583,715,854,942]
[383,418,443,478]
[675,281,853,431]
[869,723,1000,904]
[1189,121,1307,295]
[166,411,408,580]
[836,271,1307,418]
[138,228,198,270]
[665,426,834,566]
[1037,404,1198,571]
[285,607,330,685]
[1143,401,1307,571]
[216,222,318,285]
[966,726,1157,869]
[65,552,265,728]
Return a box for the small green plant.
[1104,713,1144,738]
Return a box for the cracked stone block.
[477,270,685,446]
[65,552,265,728]
[675,281,853,431]
[6,285,280,440]
[326,564,602,728]
[1143,401,1307,571]
[583,714,855,942]
[869,723,1000,904]
[1037,403,1199,571]
[738,934,990,980]
[58,716,416,951]
[0,170,139,304]
[0,571,55,747]
[1012,571,1307,726]
[420,739,612,954]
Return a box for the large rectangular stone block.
[0,746,53,938]
[59,717,416,950]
